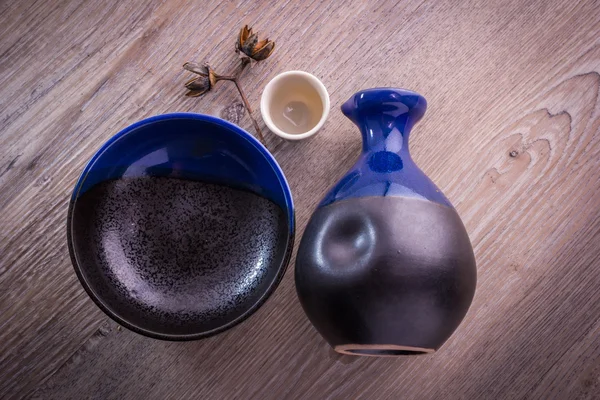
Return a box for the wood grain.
[1,0,599,399]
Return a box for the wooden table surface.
[2,0,600,399]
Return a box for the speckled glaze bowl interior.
[67,113,294,340]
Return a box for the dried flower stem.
[221,75,263,142]
[218,59,264,143]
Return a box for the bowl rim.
[67,112,295,341]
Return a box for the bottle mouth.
[340,88,428,126]
[334,344,435,357]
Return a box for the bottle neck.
[341,88,427,155]
[358,114,414,154]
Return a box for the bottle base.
[334,344,435,357]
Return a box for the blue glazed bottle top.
[320,88,453,209]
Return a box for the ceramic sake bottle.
[295,88,477,356]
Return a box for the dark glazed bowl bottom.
[335,344,434,357]
[69,177,292,339]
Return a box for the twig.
[218,59,264,143]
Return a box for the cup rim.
[260,70,330,140]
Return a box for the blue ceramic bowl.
[67,113,294,340]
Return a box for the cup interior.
[261,71,330,140]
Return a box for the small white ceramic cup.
[260,71,330,140]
